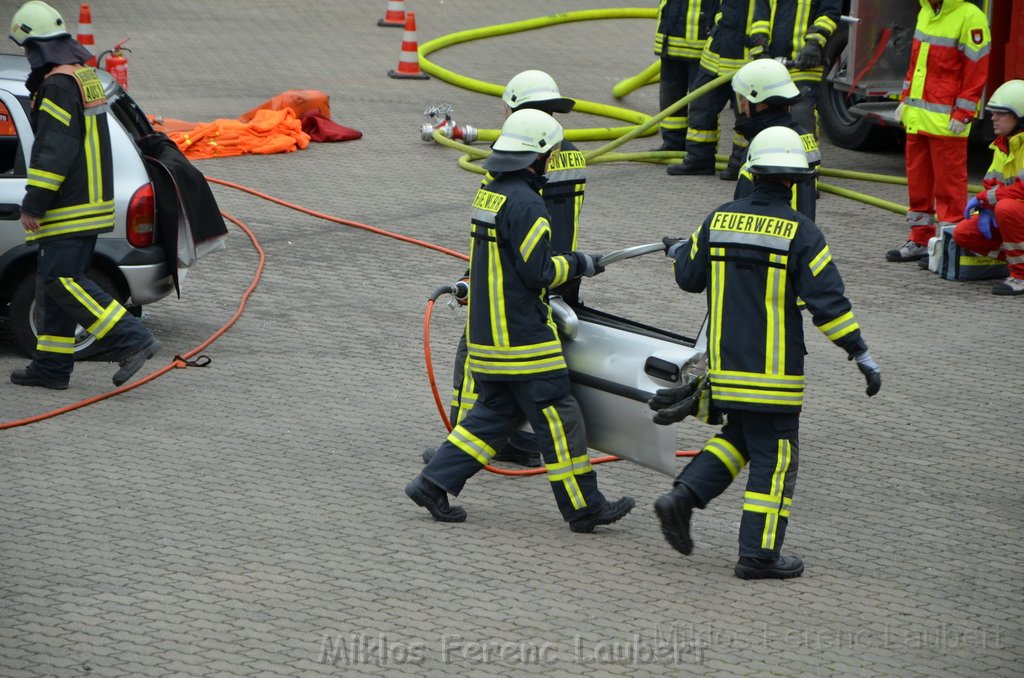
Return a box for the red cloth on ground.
[300,110,362,142]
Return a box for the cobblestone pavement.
[1,2,1020,676]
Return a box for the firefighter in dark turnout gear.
[667,0,759,178]
[430,70,587,468]
[653,0,715,151]
[654,127,880,579]
[730,58,820,220]
[8,1,159,390]
[407,109,636,532]
[750,0,841,140]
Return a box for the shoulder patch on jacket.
[971,28,983,45]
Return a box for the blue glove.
[964,197,980,219]
[978,209,997,239]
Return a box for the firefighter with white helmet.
[954,79,1024,295]
[7,1,160,390]
[730,58,821,219]
[406,109,636,532]
[655,126,880,579]
[427,70,589,469]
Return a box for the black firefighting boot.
[734,554,804,580]
[405,474,467,522]
[569,496,636,533]
[654,484,697,555]
[10,366,69,390]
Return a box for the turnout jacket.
[655,0,715,62]
[977,130,1024,207]
[750,0,840,83]
[466,170,584,381]
[671,180,867,412]
[23,65,114,242]
[700,0,759,75]
[733,107,820,218]
[900,0,990,138]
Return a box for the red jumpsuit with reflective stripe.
[900,0,990,244]
[953,130,1024,280]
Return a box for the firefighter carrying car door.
[406,109,635,533]
[652,127,881,579]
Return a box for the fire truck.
[820,0,1024,149]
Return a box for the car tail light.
[126,183,155,247]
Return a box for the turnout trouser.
[31,235,151,381]
[425,375,605,522]
[659,57,703,149]
[676,410,800,559]
[905,132,968,245]
[683,67,738,170]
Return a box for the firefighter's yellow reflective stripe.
[551,255,570,288]
[705,436,746,479]
[765,252,786,375]
[812,15,836,36]
[909,44,929,100]
[792,1,810,55]
[84,115,102,203]
[769,438,793,503]
[86,300,126,339]
[709,247,726,372]
[710,377,804,406]
[519,217,550,263]
[469,355,567,376]
[58,277,126,339]
[59,277,104,316]
[447,424,496,466]
[40,98,71,126]
[469,339,563,359]
[688,229,700,260]
[744,492,792,551]
[809,245,832,276]
[686,127,720,144]
[819,310,859,342]
[751,19,769,36]
[486,239,509,346]
[541,404,586,509]
[36,334,75,354]
[27,167,64,191]
[661,115,687,132]
[40,200,115,221]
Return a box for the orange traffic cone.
[387,12,429,80]
[377,0,406,27]
[77,3,97,67]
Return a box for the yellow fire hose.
[419,8,983,215]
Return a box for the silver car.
[0,54,174,358]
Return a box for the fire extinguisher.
[98,39,131,89]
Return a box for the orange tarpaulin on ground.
[150,90,356,160]
[159,108,310,160]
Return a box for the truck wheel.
[819,33,897,151]
[8,268,126,360]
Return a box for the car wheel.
[8,268,126,360]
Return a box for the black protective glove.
[851,351,881,397]
[795,40,824,69]
[748,35,769,59]
[576,252,606,278]
[648,371,706,425]
[663,236,685,258]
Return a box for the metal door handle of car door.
[644,356,681,383]
[596,242,665,268]
[0,204,21,220]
